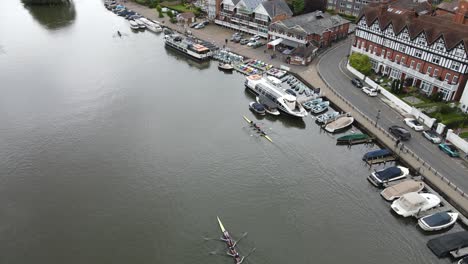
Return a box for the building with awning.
[267,38,283,49]
[268,11,350,49]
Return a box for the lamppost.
[375,109,381,127]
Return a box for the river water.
[0,1,461,263]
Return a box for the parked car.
[231,32,242,40]
[422,130,442,144]
[351,78,363,88]
[438,143,459,157]
[190,22,199,28]
[194,23,205,29]
[200,21,209,26]
[249,35,261,42]
[247,40,259,47]
[252,41,265,48]
[389,125,411,141]
[404,118,424,131]
[362,86,378,97]
[240,38,249,45]
[232,35,242,43]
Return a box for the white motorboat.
[367,166,410,188]
[418,212,458,231]
[218,62,234,71]
[129,20,139,30]
[134,19,146,29]
[316,111,339,124]
[391,192,441,217]
[164,34,212,60]
[245,75,307,118]
[324,115,354,133]
[311,101,329,114]
[138,17,162,32]
[381,180,425,201]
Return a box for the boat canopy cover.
[362,149,392,160]
[422,212,452,227]
[252,103,265,111]
[267,38,283,47]
[427,231,468,257]
[375,166,402,180]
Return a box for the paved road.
[318,40,468,191]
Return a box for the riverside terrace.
[119,0,468,220]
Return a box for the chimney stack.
[453,0,468,24]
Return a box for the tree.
[304,0,326,13]
[399,78,404,94]
[391,80,396,92]
[292,0,305,15]
[349,53,372,76]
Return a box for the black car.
[389,125,411,141]
[351,78,363,88]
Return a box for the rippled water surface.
[0,1,460,263]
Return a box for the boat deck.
[338,137,374,146]
[364,155,397,165]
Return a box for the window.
[452,75,459,84]
[369,45,373,52]
[445,73,451,81]
[356,40,360,47]
[395,55,400,62]
[421,81,432,93]
[427,66,432,74]
[417,37,425,45]
[433,68,439,77]
[454,49,465,58]
[451,62,461,71]
[436,43,445,51]
[387,51,391,58]
[382,49,385,57]
[416,63,421,71]
[401,56,406,65]
[398,45,406,52]
[374,47,377,54]
[415,50,422,58]
[410,61,415,68]
[432,55,441,64]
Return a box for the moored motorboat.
[459,255,468,264]
[316,111,339,124]
[367,166,410,188]
[311,101,329,114]
[324,115,354,133]
[418,212,458,231]
[391,192,441,217]
[427,231,468,258]
[218,62,234,71]
[362,148,393,161]
[256,96,280,116]
[336,133,370,144]
[380,179,425,201]
[302,98,322,110]
[138,17,162,32]
[129,20,139,30]
[134,19,146,29]
[249,102,266,115]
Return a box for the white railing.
[269,31,307,45]
[214,20,268,37]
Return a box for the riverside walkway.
[118,1,468,219]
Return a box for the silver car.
[422,130,442,144]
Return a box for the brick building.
[352,1,468,105]
[327,0,431,18]
[268,11,350,48]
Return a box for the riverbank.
[119,0,468,220]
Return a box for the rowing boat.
[242,115,273,142]
[217,217,244,264]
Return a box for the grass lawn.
[460,132,468,138]
[161,4,200,15]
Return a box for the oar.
[239,247,256,263]
[232,232,248,247]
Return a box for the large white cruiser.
[164,34,212,60]
[245,75,307,118]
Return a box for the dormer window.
[436,43,445,52]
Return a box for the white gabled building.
[353,1,468,106]
[215,0,292,37]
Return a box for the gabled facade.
[352,2,468,106]
[215,0,292,37]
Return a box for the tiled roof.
[358,3,468,51]
[437,0,461,13]
[261,0,292,17]
[270,11,349,35]
[240,0,263,11]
